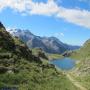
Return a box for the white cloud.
[0,0,26,12]
[30,0,59,15]
[57,7,90,28]
[0,0,90,29]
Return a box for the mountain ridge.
[7,29,80,54]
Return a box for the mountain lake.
[50,58,76,70]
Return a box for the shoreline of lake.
[50,58,76,71]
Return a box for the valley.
[0,22,81,90]
[0,22,90,90]
[0,0,90,90]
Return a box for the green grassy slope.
[32,48,63,61]
[0,61,80,90]
[70,39,90,60]
[70,39,90,90]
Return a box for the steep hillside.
[0,22,42,73]
[70,39,90,59]
[0,24,15,51]
[69,39,90,90]
[7,29,80,54]
[0,22,79,90]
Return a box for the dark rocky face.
[0,22,5,29]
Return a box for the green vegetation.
[70,39,90,60]
[0,61,80,90]
[32,48,63,60]
[69,39,90,90]
[32,48,48,60]
[48,53,63,60]
[0,22,80,90]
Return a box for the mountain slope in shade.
[7,29,80,54]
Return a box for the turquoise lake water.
[50,58,76,70]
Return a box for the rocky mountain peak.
[7,29,80,54]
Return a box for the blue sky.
[0,0,90,46]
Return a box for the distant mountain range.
[7,29,80,54]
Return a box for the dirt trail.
[67,74,87,90]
